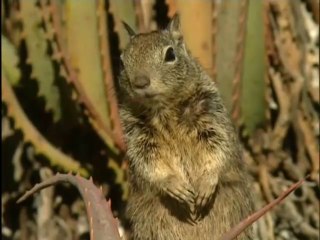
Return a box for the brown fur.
[118,15,254,240]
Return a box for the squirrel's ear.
[167,13,183,41]
[122,21,136,38]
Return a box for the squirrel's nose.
[133,75,150,89]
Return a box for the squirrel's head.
[119,14,197,105]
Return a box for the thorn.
[242,129,248,137]
[32,146,41,155]
[52,52,62,61]
[30,71,36,80]
[44,31,52,40]
[83,109,89,116]
[42,13,50,22]
[20,30,27,39]
[59,68,65,77]
[51,28,56,35]
[47,4,54,13]
[26,57,32,65]
[59,67,68,79]
[71,91,77,100]
[90,229,94,240]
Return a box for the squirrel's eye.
[164,47,176,62]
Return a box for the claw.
[166,189,185,203]
[200,194,208,208]
[186,188,196,198]
[186,215,197,225]
[195,204,205,221]
[194,175,218,210]
[165,184,195,205]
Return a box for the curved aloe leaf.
[109,0,136,50]
[17,173,121,240]
[97,0,126,153]
[1,0,4,27]
[220,177,306,240]
[214,0,267,134]
[65,1,110,128]
[2,35,21,86]
[2,74,88,176]
[62,0,121,152]
[46,1,118,153]
[177,0,214,74]
[165,0,178,18]
[20,0,61,122]
[215,0,245,111]
[240,0,266,135]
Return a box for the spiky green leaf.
[65,1,115,148]
[2,35,21,86]
[109,0,136,50]
[20,0,61,121]
[215,0,244,111]
[241,0,266,135]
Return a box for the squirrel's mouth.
[129,91,160,106]
[132,88,159,99]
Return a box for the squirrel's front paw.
[160,175,195,205]
[194,175,218,220]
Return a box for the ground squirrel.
[118,14,254,240]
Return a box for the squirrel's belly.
[127,186,253,240]
[127,192,219,240]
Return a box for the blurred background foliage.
[1,0,319,239]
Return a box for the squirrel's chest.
[151,116,202,157]
[123,107,215,161]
